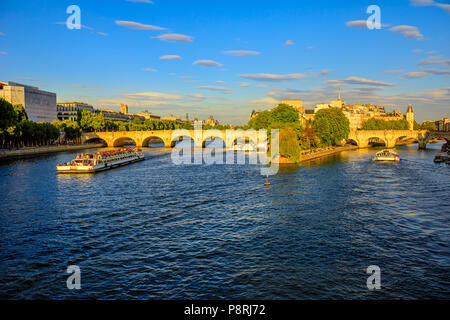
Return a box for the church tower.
[406,104,414,130]
[120,104,128,114]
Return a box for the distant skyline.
[0,0,449,124]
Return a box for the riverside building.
[0,81,57,122]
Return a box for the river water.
[0,142,449,299]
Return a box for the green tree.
[361,118,409,130]
[0,98,18,130]
[271,103,300,124]
[62,120,82,143]
[79,110,95,132]
[13,104,28,122]
[92,113,106,131]
[278,125,302,163]
[420,121,437,131]
[313,108,350,146]
[248,110,273,129]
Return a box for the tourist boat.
[228,143,257,152]
[434,152,449,163]
[372,149,400,162]
[56,148,145,173]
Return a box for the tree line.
[76,110,232,132]
[361,118,437,130]
[0,98,62,149]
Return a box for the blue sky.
[1,0,449,124]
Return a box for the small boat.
[373,149,400,162]
[434,152,449,163]
[56,148,144,174]
[228,143,257,152]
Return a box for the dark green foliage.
[361,118,409,130]
[312,108,350,146]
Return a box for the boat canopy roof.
[376,149,398,156]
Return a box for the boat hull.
[57,155,144,174]
[373,157,400,162]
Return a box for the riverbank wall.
[272,145,358,165]
[300,145,358,162]
[0,144,105,161]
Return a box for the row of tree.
[76,110,233,132]
[361,118,437,131]
[245,104,350,162]
[1,98,59,148]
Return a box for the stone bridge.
[348,130,449,149]
[82,130,267,148]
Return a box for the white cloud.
[345,20,389,29]
[155,33,193,42]
[329,76,396,87]
[97,32,108,36]
[239,82,250,87]
[143,68,158,72]
[389,25,424,40]
[419,68,450,75]
[285,40,294,46]
[15,77,40,82]
[410,0,434,6]
[383,70,404,75]
[255,84,269,88]
[115,20,166,30]
[197,85,231,93]
[55,22,93,30]
[417,55,450,66]
[346,20,368,28]
[160,55,181,60]
[216,81,226,84]
[435,3,450,14]
[240,73,308,82]
[320,69,334,76]
[223,50,260,56]
[0,51,7,55]
[410,0,450,14]
[401,71,429,79]
[193,60,223,67]
[249,97,278,108]
[0,32,5,36]
[124,92,182,100]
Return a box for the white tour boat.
[373,149,400,162]
[56,148,145,174]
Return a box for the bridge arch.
[202,129,226,148]
[367,136,387,147]
[227,129,258,148]
[170,129,196,148]
[142,136,166,148]
[113,136,137,147]
[394,135,417,147]
[172,135,194,148]
[85,137,107,146]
